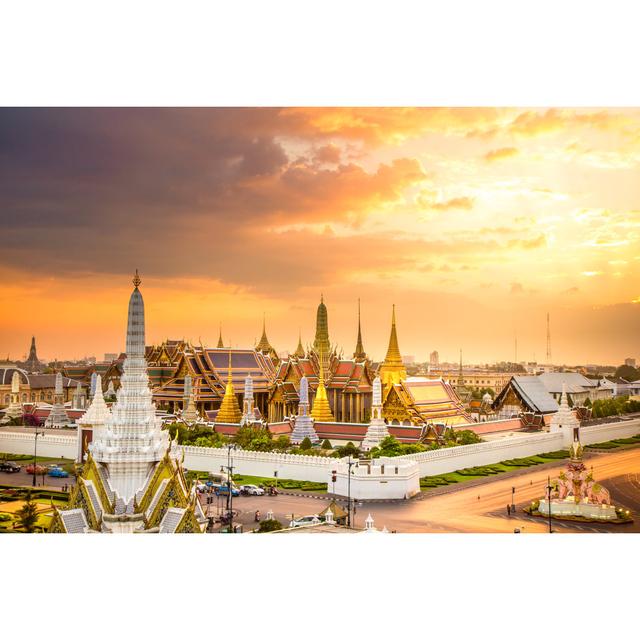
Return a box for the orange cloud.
[484,146,519,162]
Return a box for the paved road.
[207,447,640,533]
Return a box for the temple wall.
[578,418,640,445]
[402,417,640,476]
[401,432,565,476]
[182,445,334,482]
[0,430,77,459]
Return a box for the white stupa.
[290,375,319,444]
[240,373,261,426]
[45,372,71,428]
[89,270,172,504]
[181,374,199,423]
[77,374,111,432]
[361,376,390,450]
[1,371,24,423]
[550,383,580,446]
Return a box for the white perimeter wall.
[1,417,638,485]
[182,445,334,482]
[0,431,77,459]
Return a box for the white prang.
[45,372,71,428]
[78,374,111,432]
[240,373,259,426]
[1,371,24,423]
[361,376,390,451]
[290,375,319,444]
[550,382,580,446]
[89,278,170,504]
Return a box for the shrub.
[321,439,332,450]
[257,519,284,533]
[300,437,313,450]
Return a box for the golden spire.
[216,348,242,424]
[256,313,275,355]
[217,323,224,348]
[133,269,141,288]
[378,304,407,387]
[353,298,366,361]
[313,294,330,360]
[294,328,305,358]
[311,342,335,422]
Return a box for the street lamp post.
[546,475,553,534]
[346,456,356,528]
[33,429,44,487]
[221,443,237,533]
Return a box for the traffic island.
[524,499,633,525]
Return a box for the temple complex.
[290,375,319,444]
[270,296,374,423]
[50,272,206,533]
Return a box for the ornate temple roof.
[353,299,366,361]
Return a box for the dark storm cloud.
[0,108,429,289]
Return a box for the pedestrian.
[477,495,480,501]
[507,504,511,516]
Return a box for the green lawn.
[585,434,640,450]
[420,451,570,490]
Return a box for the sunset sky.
[1,107,638,365]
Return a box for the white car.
[290,515,324,528]
[240,484,265,496]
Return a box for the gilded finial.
[133,269,141,288]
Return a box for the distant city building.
[429,350,439,368]
[402,355,415,365]
[104,353,119,362]
[625,357,636,368]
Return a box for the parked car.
[240,484,265,496]
[215,485,240,497]
[0,461,21,473]
[290,515,325,528]
[196,483,208,492]
[48,467,69,478]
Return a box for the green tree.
[300,437,313,450]
[235,425,273,451]
[614,364,640,382]
[273,435,290,451]
[321,439,332,450]
[17,492,39,533]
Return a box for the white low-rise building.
[331,456,420,500]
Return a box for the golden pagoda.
[313,295,330,357]
[378,305,407,387]
[311,344,335,422]
[216,349,242,423]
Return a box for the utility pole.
[346,456,356,528]
[546,475,553,533]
